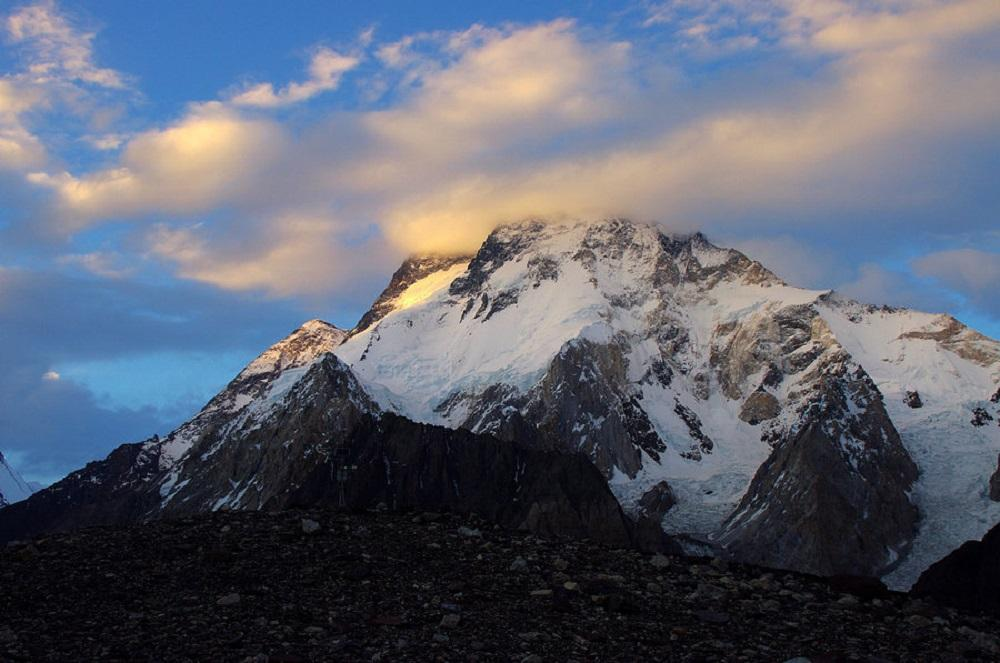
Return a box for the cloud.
[16,5,1000,300]
[0,75,47,170]
[0,364,166,483]
[912,249,1000,316]
[230,47,359,108]
[57,251,134,279]
[28,103,288,227]
[642,0,781,55]
[0,2,133,172]
[372,2,1000,255]
[835,262,956,313]
[784,0,1000,53]
[5,0,126,88]
[0,263,333,481]
[146,213,397,298]
[80,132,127,150]
[363,20,631,162]
[728,235,842,289]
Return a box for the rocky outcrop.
[904,391,923,408]
[290,412,660,548]
[913,521,1000,614]
[717,358,919,577]
[637,480,676,520]
[971,407,994,427]
[453,336,666,478]
[449,222,546,298]
[0,438,165,541]
[899,316,1000,367]
[739,389,781,424]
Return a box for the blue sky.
[1,0,998,483]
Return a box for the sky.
[0,0,998,484]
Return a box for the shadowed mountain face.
[0,354,663,553]
[3,218,998,588]
[913,520,1000,614]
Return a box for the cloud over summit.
[4,0,999,305]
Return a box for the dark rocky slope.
[717,361,918,577]
[913,521,1000,614]
[2,509,999,663]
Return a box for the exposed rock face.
[739,389,781,424]
[899,316,1000,367]
[913,521,1000,614]
[971,407,994,427]
[717,352,919,577]
[0,439,164,539]
[904,391,923,408]
[296,412,657,548]
[454,336,666,478]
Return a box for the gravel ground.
[1,508,998,662]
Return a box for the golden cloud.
[18,3,1000,297]
[29,104,287,228]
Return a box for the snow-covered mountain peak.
[0,451,33,508]
[332,216,999,586]
[141,320,350,483]
[338,218,818,423]
[240,319,347,378]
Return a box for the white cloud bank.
[7,1,1000,307]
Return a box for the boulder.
[739,389,781,424]
[637,480,677,520]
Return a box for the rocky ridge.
[0,451,33,508]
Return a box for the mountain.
[0,451,33,508]
[0,321,656,551]
[2,218,998,590]
[336,219,1000,586]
